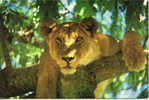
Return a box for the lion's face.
[40,18,101,75]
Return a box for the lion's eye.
[76,36,83,43]
[55,37,62,45]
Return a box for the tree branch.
[16,34,44,48]
[58,0,74,18]
[1,24,43,48]
[0,15,12,69]
[0,64,38,98]
[143,33,148,48]
[0,51,132,98]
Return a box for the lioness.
[36,18,146,98]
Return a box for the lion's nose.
[62,57,74,63]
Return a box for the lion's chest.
[58,67,97,98]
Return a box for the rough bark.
[0,51,130,98]
[0,15,12,69]
[0,65,38,98]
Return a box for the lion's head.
[40,18,101,75]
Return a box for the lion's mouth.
[63,63,72,69]
[61,65,76,75]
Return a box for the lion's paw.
[122,31,147,72]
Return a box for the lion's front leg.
[122,31,147,72]
[36,72,57,98]
[36,51,60,98]
[94,78,113,98]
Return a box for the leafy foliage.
[0,0,148,98]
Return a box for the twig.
[58,0,74,17]
[89,0,95,6]
[143,33,148,48]
[118,86,133,92]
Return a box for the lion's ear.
[40,20,57,36]
[80,17,98,35]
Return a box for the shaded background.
[0,0,148,98]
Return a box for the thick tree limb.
[88,52,128,83]
[0,52,131,98]
[0,64,38,98]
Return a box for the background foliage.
[0,0,148,98]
